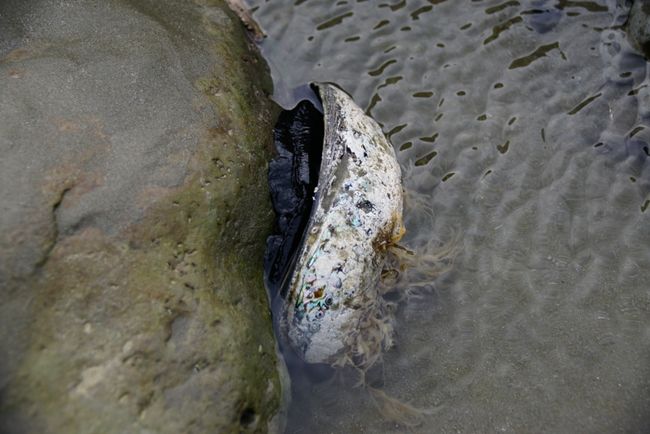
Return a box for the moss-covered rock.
[0,0,283,432]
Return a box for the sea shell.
[267,83,404,365]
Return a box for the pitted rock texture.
[0,0,282,433]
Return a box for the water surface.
[249,0,650,432]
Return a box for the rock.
[225,0,267,41]
[0,0,283,433]
[627,0,650,58]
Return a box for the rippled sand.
[249,1,650,432]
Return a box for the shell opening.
[264,86,324,301]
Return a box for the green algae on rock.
[0,0,284,433]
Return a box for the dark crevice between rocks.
[263,85,323,302]
[34,186,71,270]
[239,406,257,429]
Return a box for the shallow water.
[249,0,650,432]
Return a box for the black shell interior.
[264,88,324,300]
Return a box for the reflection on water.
[249,0,650,432]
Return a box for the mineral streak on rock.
[267,83,404,365]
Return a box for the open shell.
[277,83,404,364]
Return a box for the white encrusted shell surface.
[282,83,404,364]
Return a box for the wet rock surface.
[0,0,282,433]
[627,0,650,58]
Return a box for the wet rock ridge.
[0,0,282,433]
